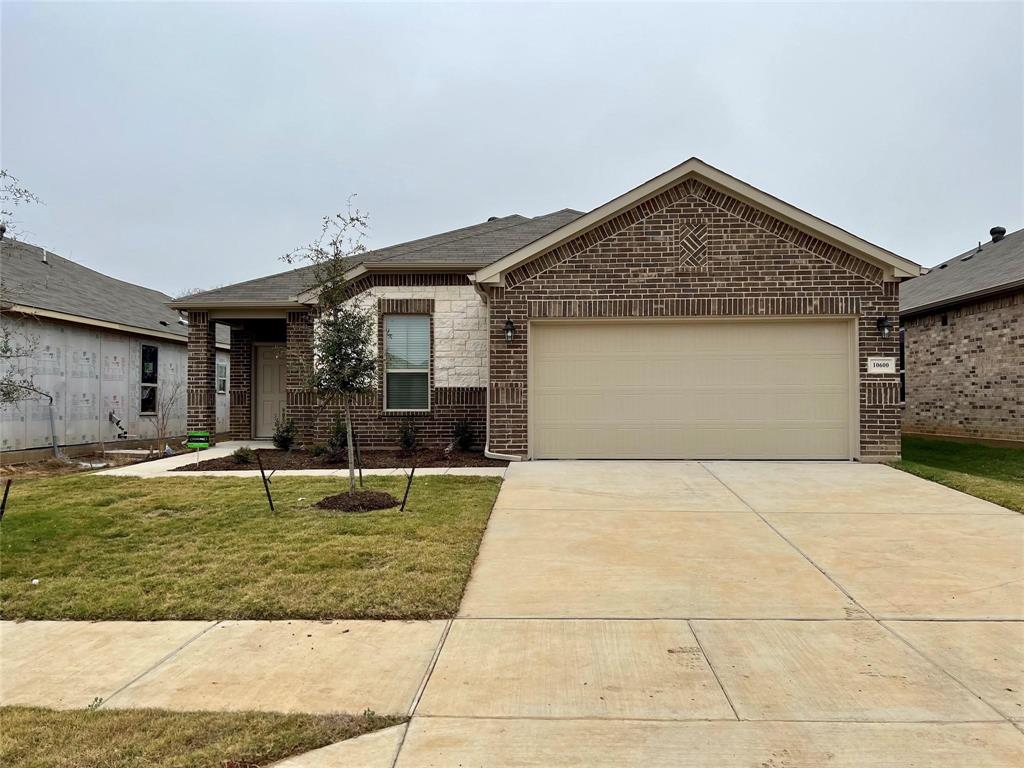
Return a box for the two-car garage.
[529,319,856,460]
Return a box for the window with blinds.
[384,315,430,411]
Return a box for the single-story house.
[172,158,920,461]
[0,238,230,461]
[900,225,1022,444]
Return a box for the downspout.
[472,276,522,462]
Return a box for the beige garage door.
[530,320,854,460]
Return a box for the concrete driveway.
[395,461,1024,766]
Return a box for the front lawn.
[893,436,1024,512]
[0,707,402,768]
[0,474,500,620]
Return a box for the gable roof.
[0,238,228,346]
[900,226,1024,317]
[474,158,920,286]
[172,209,584,309]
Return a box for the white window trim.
[383,314,431,413]
[216,362,228,394]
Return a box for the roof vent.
[990,226,1006,243]
[487,216,499,222]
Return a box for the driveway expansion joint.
[700,461,876,621]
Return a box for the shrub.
[232,446,255,465]
[398,418,419,452]
[272,417,297,451]
[309,444,327,458]
[452,419,475,451]
[326,413,349,462]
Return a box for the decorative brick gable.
[505,179,884,288]
[676,218,708,272]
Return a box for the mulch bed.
[314,490,399,512]
[175,447,506,472]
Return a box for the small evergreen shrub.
[272,417,297,451]
[399,418,419,452]
[309,444,327,458]
[452,419,475,451]
[327,413,349,462]
[232,446,255,465]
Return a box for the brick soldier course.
[176,158,920,460]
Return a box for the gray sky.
[3,2,1022,295]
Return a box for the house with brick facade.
[900,225,1023,444]
[171,158,921,461]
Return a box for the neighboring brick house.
[172,158,921,461]
[900,226,1023,444]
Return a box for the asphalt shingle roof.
[900,227,1024,316]
[177,209,584,306]
[0,238,229,344]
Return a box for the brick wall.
[228,325,252,439]
[488,178,902,459]
[186,310,218,442]
[286,310,317,443]
[902,291,1023,442]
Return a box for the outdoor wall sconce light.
[503,318,516,343]
[876,315,893,339]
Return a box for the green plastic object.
[186,431,210,450]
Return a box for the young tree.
[0,323,42,405]
[152,376,185,455]
[284,206,376,492]
[0,172,60,453]
[0,169,42,239]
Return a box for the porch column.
[186,310,218,444]
[229,324,253,439]
[286,309,316,444]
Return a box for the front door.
[255,345,287,438]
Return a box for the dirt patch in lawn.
[0,452,167,480]
[315,490,399,512]
[175,447,507,472]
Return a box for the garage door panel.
[530,320,853,460]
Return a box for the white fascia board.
[6,304,188,343]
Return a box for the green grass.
[893,436,1024,512]
[0,706,403,768]
[0,474,500,620]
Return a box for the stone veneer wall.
[902,291,1023,442]
[487,177,903,460]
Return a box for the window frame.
[383,314,431,413]
[216,361,228,395]
[140,343,159,416]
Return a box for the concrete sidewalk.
[94,440,507,478]
[0,619,446,715]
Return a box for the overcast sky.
[3,2,1022,295]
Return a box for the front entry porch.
[186,310,313,444]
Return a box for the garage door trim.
[526,316,860,460]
